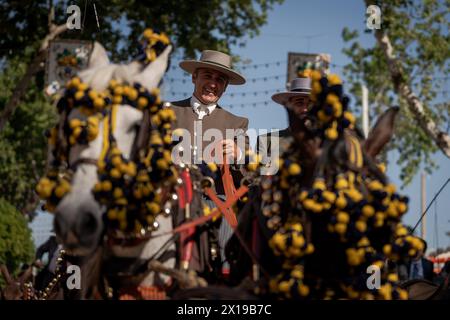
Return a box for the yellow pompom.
[110,168,121,179]
[362,205,375,218]
[313,178,326,191]
[302,199,316,211]
[70,77,81,88]
[126,163,137,177]
[288,163,301,176]
[385,183,397,194]
[88,90,98,100]
[114,86,124,96]
[107,209,118,220]
[326,127,338,140]
[344,111,355,124]
[358,237,370,247]
[113,95,122,104]
[326,93,339,105]
[335,177,348,190]
[278,280,292,293]
[101,180,112,192]
[387,273,399,282]
[309,70,321,81]
[94,98,105,109]
[398,289,408,300]
[128,88,138,101]
[299,190,308,201]
[298,284,309,297]
[318,110,330,122]
[113,188,123,199]
[312,81,322,95]
[292,234,305,248]
[138,97,148,109]
[54,185,68,198]
[271,233,286,252]
[147,202,160,214]
[207,162,218,172]
[133,187,142,199]
[143,28,153,38]
[109,79,118,88]
[397,202,407,214]
[77,83,88,91]
[322,191,336,203]
[69,119,82,129]
[335,222,347,235]
[332,101,343,117]
[75,91,84,100]
[72,127,82,137]
[396,226,408,237]
[383,244,392,255]
[355,220,367,233]
[335,194,347,209]
[337,212,350,224]
[156,158,168,170]
[368,180,383,191]
[328,74,342,86]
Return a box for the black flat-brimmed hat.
[179,50,246,85]
[272,77,311,105]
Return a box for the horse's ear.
[364,106,400,158]
[133,45,172,90]
[87,41,110,69]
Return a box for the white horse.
[51,41,176,297]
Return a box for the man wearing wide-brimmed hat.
[169,50,248,280]
[257,77,312,170]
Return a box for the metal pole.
[421,172,426,240]
[361,84,369,138]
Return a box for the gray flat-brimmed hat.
[272,77,311,105]
[179,50,246,85]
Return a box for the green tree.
[0,58,57,212]
[0,0,282,211]
[342,0,450,185]
[0,198,35,287]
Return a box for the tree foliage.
[0,198,35,287]
[342,0,449,185]
[0,58,57,211]
[0,0,283,61]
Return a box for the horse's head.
[246,73,421,300]
[286,88,399,187]
[40,39,172,255]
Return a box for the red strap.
[176,186,186,209]
[222,162,237,198]
[150,185,248,239]
[181,169,193,203]
[179,168,194,267]
[205,188,237,229]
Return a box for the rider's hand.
[220,139,239,164]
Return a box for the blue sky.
[161,0,450,251]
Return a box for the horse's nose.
[77,210,99,240]
[54,208,102,250]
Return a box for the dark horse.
[226,76,448,299]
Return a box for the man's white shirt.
[190,95,216,120]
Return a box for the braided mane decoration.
[245,72,422,300]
